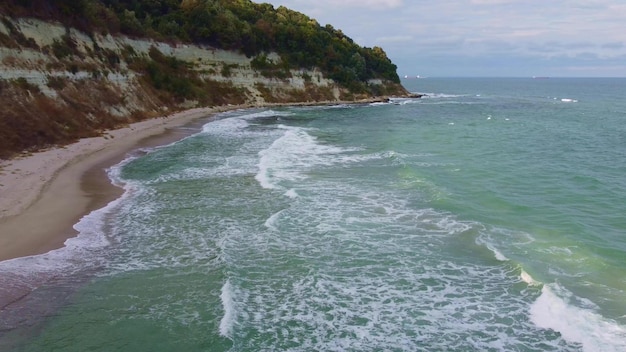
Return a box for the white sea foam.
[487,243,509,261]
[202,115,250,135]
[421,92,467,99]
[325,103,352,109]
[544,246,574,256]
[231,243,551,351]
[67,202,116,252]
[264,210,284,230]
[0,164,130,302]
[430,215,474,235]
[284,189,298,198]
[219,279,236,339]
[530,283,626,352]
[176,128,575,350]
[0,160,135,275]
[201,109,294,135]
[388,98,418,105]
[255,125,361,190]
[520,269,540,286]
[473,231,512,261]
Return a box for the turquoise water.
[1,78,626,351]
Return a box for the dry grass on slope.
[0,77,153,159]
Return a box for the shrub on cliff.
[0,0,401,92]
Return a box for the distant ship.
[532,76,549,79]
[404,75,423,79]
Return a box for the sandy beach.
[0,106,230,262]
[0,97,391,263]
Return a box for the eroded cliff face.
[0,17,407,158]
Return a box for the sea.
[1,78,625,351]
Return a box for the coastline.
[0,98,393,263]
[0,106,232,262]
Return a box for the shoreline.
[0,105,236,262]
[0,98,394,263]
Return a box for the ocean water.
[1,78,626,351]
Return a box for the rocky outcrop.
[0,17,408,158]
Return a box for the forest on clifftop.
[0,0,408,158]
[0,0,401,92]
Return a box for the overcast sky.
[263,0,626,77]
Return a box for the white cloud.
[470,0,515,4]
[376,35,414,43]
[337,0,404,8]
[264,0,626,76]
[602,42,624,50]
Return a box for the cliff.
[0,6,409,158]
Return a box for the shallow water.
[2,78,626,351]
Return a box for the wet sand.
[0,97,395,263]
[0,107,225,262]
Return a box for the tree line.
[1,0,401,91]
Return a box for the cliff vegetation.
[0,0,409,158]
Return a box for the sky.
[262,0,626,77]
